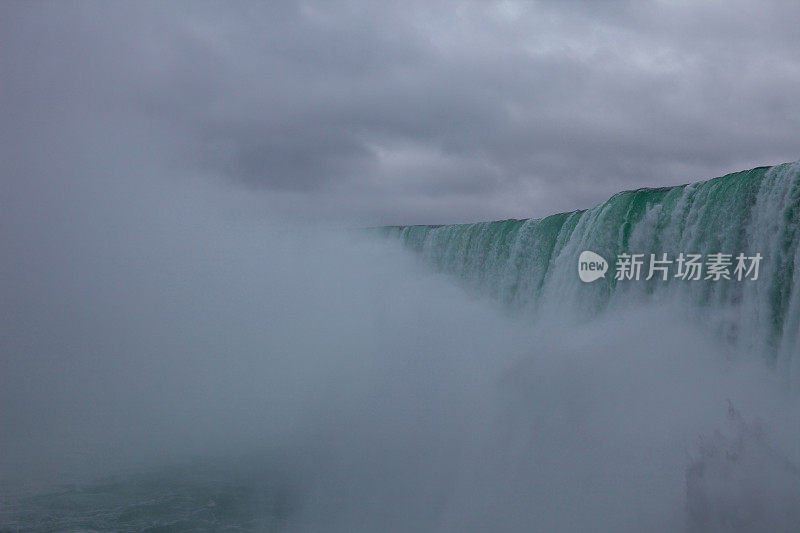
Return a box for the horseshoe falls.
[381,162,800,388]
[3,163,800,533]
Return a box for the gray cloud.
[2,0,800,224]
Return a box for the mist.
[2,166,799,531]
[4,1,800,530]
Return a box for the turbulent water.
[2,163,800,532]
[0,463,293,531]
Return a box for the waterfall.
[381,162,800,384]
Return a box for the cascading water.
[381,162,800,388]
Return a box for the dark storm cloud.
[2,0,800,224]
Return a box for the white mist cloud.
[3,163,798,530]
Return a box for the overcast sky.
[2,0,800,225]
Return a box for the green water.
[0,464,293,532]
[381,162,800,373]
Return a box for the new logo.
[578,250,608,282]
